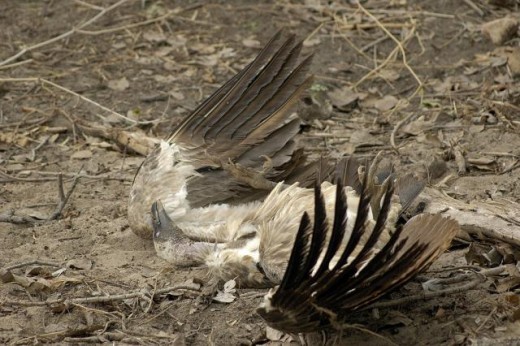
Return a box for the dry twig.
[0,77,153,125]
[390,113,416,151]
[47,173,81,221]
[365,267,505,310]
[0,0,130,67]
[1,284,200,308]
[354,3,423,99]
[0,172,81,224]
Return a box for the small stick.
[453,145,467,175]
[76,10,176,36]
[72,0,104,10]
[390,113,416,151]
[0,116,48,129]
[1,284,200,307]
[500,159,520,175]
[365,277,482,310]
[3,260,62,271]
[0,210,38,224]
[364,266,505,310]
[462,0,485,17]
[360,36,390,53]
[0,0,130,67]
[0,77,154,125]
[47,173,81,221]
[0,59,33,70]
[355,3,423,98]
[0,169,132,182]
[0,171,82,224]
[475,307,497,333]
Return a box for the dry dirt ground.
[1,0,520,345]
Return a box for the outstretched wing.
[169,32,315,207]
[257,178,459,333]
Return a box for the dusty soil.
[1,0,519,345]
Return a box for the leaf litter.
[0,1,520,345]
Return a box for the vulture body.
[128,32,459,333]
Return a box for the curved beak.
[151,200,175,242]
[151,200,212,267]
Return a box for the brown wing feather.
[170,33,311,167]
[165,33,317,206]
[257,178,459,333]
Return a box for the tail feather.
[257,176,459,333]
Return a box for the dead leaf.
[383,311,413,327]
[265,326,293,342]
[71,149,93,160]
[328,86,365,111]
[350,129,383,147]
[401,116,433,136]
[373,95,399,111]
[190,43,216,55]
[51,268,67,277]
[212,291,235,303]
[25,266,53,277]
[494,47,520,75]
[155,47,174,57]
[48,276,82,290]
[143,31,167,43]
[169,90,185,100]
[154,75,177,84]
[18,208,49,220]
[107,77,130,91]
[469,125,485,133]
[468,157,497,171]
[435,307,446,318]
[223,279,236,292]
[66,258,93,270]
[431,76,478,93]
[494,276,520,293]
[4,163,24,171]
[112,41,127,50]
[506,294,520,306]
[12,274,52,293]
[465,242,494,266]
[126,108,140,121]
[303,37,321,47]
[166,34,187,49]
[489,56,508,67]
[0,132,30,147]
[428,159,448,179]
[242,38,261,48]
[0,269,15,283]
[378,69,401,82]
[212,279,237,303]
[481,17,519,45]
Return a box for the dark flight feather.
[162,32,318,208]
[257,176,459,334]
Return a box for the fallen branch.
[366,277,482,310]
[73,118,160,156]
[3,260,62,271]
[364,267,505,310]
[421,187,520,247]
[1,283,200,308]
